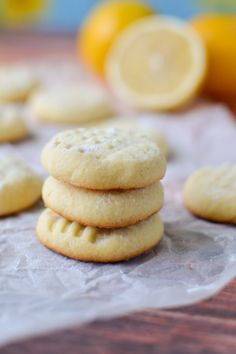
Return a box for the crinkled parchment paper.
[1,60,236,346]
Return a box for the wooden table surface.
[1,31,236,354]
[1,280,236,354]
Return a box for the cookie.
[184,165,236,224]
[0,105,29,143]
[0,66,38,102]
[0,157,42,216]
[42,176,164,228]
[37,208,164,262]
[96,118,169,157]
[30,85,114,124]
[41,128,166,190]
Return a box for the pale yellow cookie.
[41,128,166,190]
[30,85,114,124]
[0,105,29,143]
[95,118,169,157]
[0,66,38,102]
[37,208,164,262]
[0,157,42,216]
[184,165,236,224]
[43,176,164,228]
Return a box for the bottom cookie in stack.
[37,208,164,263]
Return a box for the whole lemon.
[191,14,236,97]
[79,1,154,76]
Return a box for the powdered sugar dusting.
[51,127,159,159]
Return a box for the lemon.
[106,16,207,111]
[191,14,236,97]
[79,1,154,76]
[3,0,46,25]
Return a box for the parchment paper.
[1,60,236,346]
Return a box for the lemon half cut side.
[106,16,207,111]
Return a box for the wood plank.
[1,280,236,354]
[0,30,76,61]
[172,280,236,319]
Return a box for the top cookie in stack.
[37,128,166,263]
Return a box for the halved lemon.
[106,16,207,111]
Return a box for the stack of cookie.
[37,128,166,263]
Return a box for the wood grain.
[0,30,76,61]
[1,280,236,354]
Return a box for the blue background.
[41,0,236,32]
